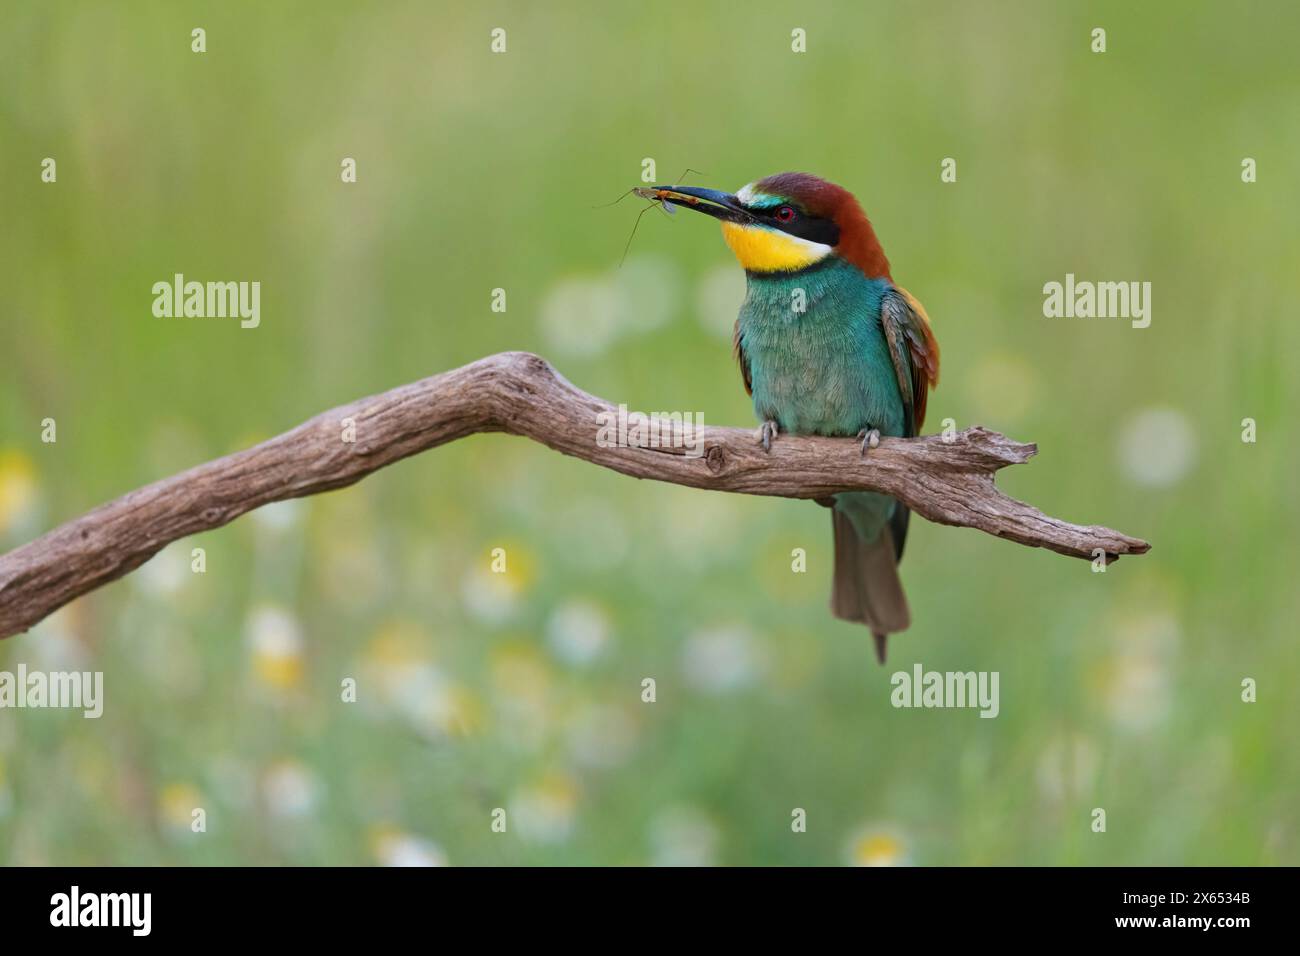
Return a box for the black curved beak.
[647,185,755,224]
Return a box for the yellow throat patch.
[720,221,831,273]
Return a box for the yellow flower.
[365,619,430,668]
[443,685,484,736]
[511,772,579,844]
[370,825,448,866]
[410,680,484,739]
[246,604,305,690]
[490,641,552,697]
[847,825,910,867]
[490,540,537,592]
[489,641,553,748]
[358,620,483,737]
[159,782,203,831]
[0,449,38,535]
[461,542,537,624]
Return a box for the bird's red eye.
[776,205,796,223]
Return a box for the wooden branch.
[0,351,1148,640]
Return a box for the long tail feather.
[830,509,910,663]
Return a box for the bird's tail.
[830,508,911,664]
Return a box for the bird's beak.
[648,185,754,224]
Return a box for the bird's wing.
[880,287,940,436]
[733,316,753,395]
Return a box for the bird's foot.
[857,427,881,456]
[759,419,779,453]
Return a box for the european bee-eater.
[651,172,939,662]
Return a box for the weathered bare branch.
[0,351,1149,640]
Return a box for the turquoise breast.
[737,258,905,439]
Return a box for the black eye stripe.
[753,204,840,246]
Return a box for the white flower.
[1117,407,1197,487]
[546,600,611,666]
[375,832,447,867]
[566,702,636,768]
[135,542,189,597]
[649,806,720,866]
[682,624,764,693]
[263,760,321,819]
[460,568,515,625]
[615,254,682,332]
[29,611,88,670]
[510,775,579,844]
[539,276,622,358]
[246,604,305,689]
[250,498,305,534]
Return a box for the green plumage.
[735,256,918,657]
[736,258,906,542]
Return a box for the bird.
[648,172,939,663]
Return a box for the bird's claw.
[857,428,881,456]
[759,420,779,453]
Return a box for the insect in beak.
[632,187,680,213]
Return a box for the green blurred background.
[2,0,1297,865]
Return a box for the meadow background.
[1,0,1297,865]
